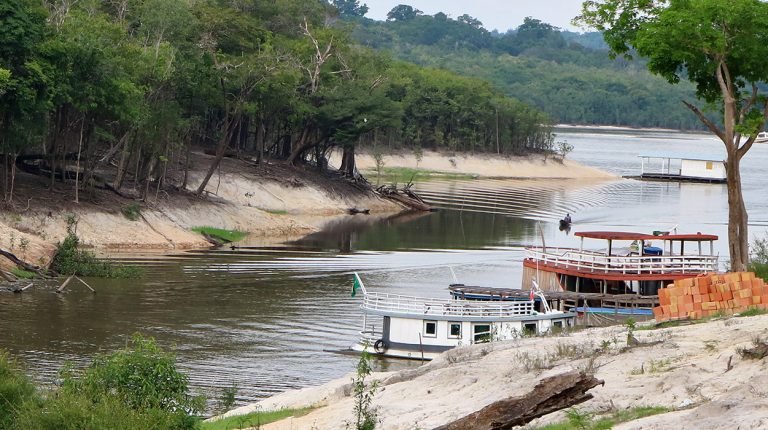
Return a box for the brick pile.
[653,272,768,322]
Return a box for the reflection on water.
[2,129,768,410]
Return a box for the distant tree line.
[350,8,714,130]
[0,0,555,204]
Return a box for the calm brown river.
[2,128,768,409]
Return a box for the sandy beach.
[353,150,616,179]
[215,313,768,429]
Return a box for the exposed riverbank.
[216,313,768,429]
[0,151,613,272]
[353,150,616,180]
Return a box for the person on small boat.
[563,213,572,224]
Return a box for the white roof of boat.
[639,152,724,162]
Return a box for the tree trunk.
[341,144,356,177]
[726,154,748,271]
[287,126,312,164]
[195,116,239,196]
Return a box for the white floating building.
[628,153,726,183]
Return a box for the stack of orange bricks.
[653,272,768,322]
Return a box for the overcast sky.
[363,0,586,32]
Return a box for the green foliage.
[625,317,636,344]
[191,227,248,243]
[0,352,36,429]
[201,407,313,430]
[51,215,142,278]
[349,349,379,430]
[351,11,707,130]
[1,336,202,430]
[121,203,142,221]
[62,334,203,425]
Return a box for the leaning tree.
[577,0,768,271]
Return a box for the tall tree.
[577,0,768,271]
[331,0,368,18]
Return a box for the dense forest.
[350,7,709,130]
[0,0,556,204]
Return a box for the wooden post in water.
[56,275,75,293]
[75,276,96,293]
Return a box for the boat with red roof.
[522,230,719,297]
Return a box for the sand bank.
[353,150,615,179]
[218,314,768,429]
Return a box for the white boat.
[350,274,576,360]
[756,131,768,144]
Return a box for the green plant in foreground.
[121,203,142,221]
[348,348,379,430]
[2,335,203,430]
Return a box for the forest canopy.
[0,0,555,204]
[350,9,711,130]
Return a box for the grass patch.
[201,407,313,430]
[737,307,768,317]
[120,203,141,221]
[191,227,248,243]
[10,267,35,279]
[533,406,671,430]
[263,209,288,215]
[366,166,476,183]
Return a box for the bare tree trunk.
[195,116,239,196]
[8,152,16,204]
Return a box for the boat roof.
[639,152,724,162]
[575,231,718,241]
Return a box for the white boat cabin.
[637,153,725,183]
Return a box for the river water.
[2,128,768,408]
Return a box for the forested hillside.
[0,0,553,204]
[351,8,707,130]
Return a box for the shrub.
[63,334,204,420]
[51,215,142,278]
[121,203,142,221]
[0,353,37,428]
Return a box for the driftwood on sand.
[375,183,433,212]
[434,371,604,430]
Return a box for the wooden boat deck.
[449,285,659,308]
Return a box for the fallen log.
[0,249,46,277]
[0,270,16,282]
[56,275,75,293]
[434,371,604,430]
[380,192,432,211]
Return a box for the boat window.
[423,320,437,337]
[553,321,563,328]
[706,161,713,170]
[448,322,462,338]
[473,324,491,343]
[523,323,538,336]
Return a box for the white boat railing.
[362,291,535,317]
[525,247,718,275]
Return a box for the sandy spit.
[215,314,768,430]
[352,150,615,179]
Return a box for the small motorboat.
[559,219,571,230]
[756,131,768,144]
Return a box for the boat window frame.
[472,323,492,344]
[448,322,462,339]
[423,320,437,338]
